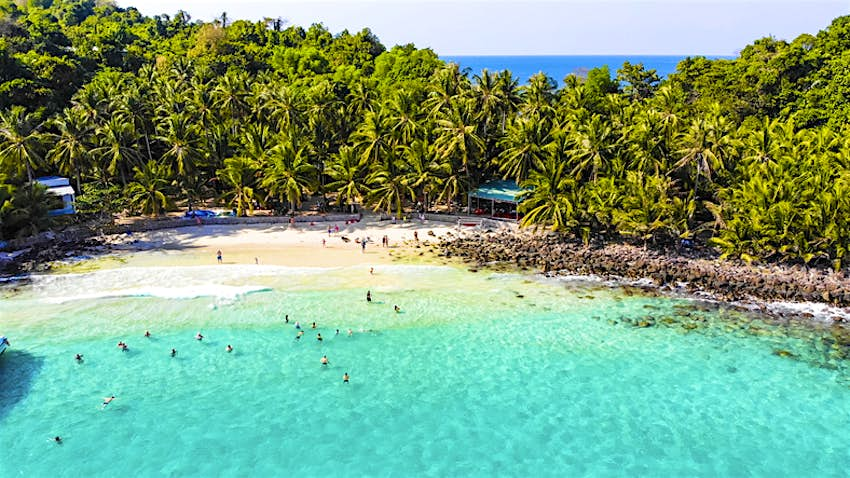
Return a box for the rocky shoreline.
[436,230,850,319]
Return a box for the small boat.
[0,336,9,355]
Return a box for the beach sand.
[96,217,463,269]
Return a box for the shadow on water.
[0,350,44,422]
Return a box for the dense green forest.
[2,0,850,269]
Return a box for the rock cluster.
[438,231,850,308]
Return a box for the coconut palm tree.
[47,108,91,193]
[517,156,578,232]
[217,156,257,216]
[157,113,201,176]
[0,107,43,184]
[126,160,173,216]
[260,142,317,211]
[326,146,367,211]
[497,115,551,183]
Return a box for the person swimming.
[117,342,128,352]
[75,353,84,362]
[195,332,204,341]
[342,372,349,383]
[171,348,177,357]
[226,344,233,353]
[321,355,329,366]
[101,396,115,409]
[53,436,62,444]
[296,331,304,340]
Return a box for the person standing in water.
[171,348,177,357]
[343,372,350,383]
[321,355,329,366]
[226,345,233,353]
[366,291,372,302]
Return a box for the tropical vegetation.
[2,1,850,271]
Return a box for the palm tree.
[126,160,173,216]
[570,114,620,183]
[326,146,367,211]
[260,142,317,211]
[673,105,737,199]
[0,107,43,184]
[47,108,91,193]
[157,113,200,176]
[217,156,258,216]
[384,89,424,145]
[497,116,550,183]
[92,116,139,187]
[434,104,484,184]
[366,159,414,217]
[402,139,443,211]
[517,156,578,232]
[352,109,394,167]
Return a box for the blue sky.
[119,1,848,55]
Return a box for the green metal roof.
[469,180,523,203]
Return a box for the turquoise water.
[1,263,849,477]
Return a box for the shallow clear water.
[1,263,849,477]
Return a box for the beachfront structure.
[35,176,76,216]
[467,180,522,221]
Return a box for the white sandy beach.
[102,217,464,269]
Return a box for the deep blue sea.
[441,55,735,84]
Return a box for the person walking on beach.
[361,240,366,253]
[414,231,419,242]
[216,250,222,263]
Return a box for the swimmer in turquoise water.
[321,355,329,366]
[226,344,233,353]
[75,353,83,362]
[101,396,115,409]
[171,348,177,357]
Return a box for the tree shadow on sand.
[0,350,44,422]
